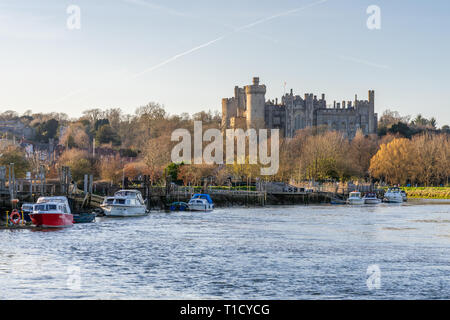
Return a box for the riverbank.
[404,187,450,199]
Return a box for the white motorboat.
[347,191,365,205]
[383,188,404,203]
[188,194,214,212]
[101,189,148,217]
[363,192,381,204]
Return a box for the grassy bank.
[403,187,450,199]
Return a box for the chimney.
[252,77,259,85]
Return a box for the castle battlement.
[222,77,378,138]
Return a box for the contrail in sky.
[130,35,226,78]
[51,0,329,104]
[130,0,329,78]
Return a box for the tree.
[369,138,414,185]
[0,146,31,178]
[349,130,379,177]
[142,135,171,184]
[165,162,184,183]
[98,155,123,184]
[58,149,94,182]
[388,122,414,138]
[34,118,59,142]
[299,131,351,181]
[82,109,104,126]
[123,161,149,180]
[378,110,410,129]
[96,124,121,146]
[60,123,90,149]
[410,133,449,186]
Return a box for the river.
[1,199,449,299]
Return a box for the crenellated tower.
[245,77,266,129]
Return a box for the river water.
[0,199,449,300]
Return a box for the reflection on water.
[0,200,449,299]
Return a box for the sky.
[0,0,449,125]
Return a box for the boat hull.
[29,213,74,227]
[101,205,148,217]
[364,198,381,204]
[188,204,214,212]
[384,197,403,203]
[347,199,365,205]
[73,213,96,223]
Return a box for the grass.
[402,187,450,199]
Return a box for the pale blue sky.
[1,0,449,125]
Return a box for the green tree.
[165,162,184,182]
[34,118,59,142]
[0,146,31,178]
[96,124,121,146]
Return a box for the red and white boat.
[29,196,74,228]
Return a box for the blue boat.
[330,197,347,205]
[169,201,189,212]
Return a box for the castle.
[222,77,378,138]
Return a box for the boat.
[363,192,381,204]
[169,201,189,212]
[20,203,34,222]
[29,196,74,228]
[73,212,96,223]
[188,194,214,212]
[100,189,148,217]
[330,197,347,205]
[347,191,365,205]
[383,188,404,203]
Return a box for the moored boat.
[101,189,148,217]
[169,201,189,212]
[29,196,73,228]
[73,212,96,223]
[330,197,347,205]
[363,192,381,204]
[383,188,403,203]
[188,194,214,212]
[347,191,365,205]
[20,203,34,222]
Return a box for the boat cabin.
[349,191,362,198]
[190,194,213,204]
[33,197,71,214]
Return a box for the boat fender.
[10,210,21,225]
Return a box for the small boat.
[101,189,148,217]
[383,188,404,203]
[188,194,214,212]
[363,192,381,204]
[169,201,189,212]
[330,197,347,205]
[347,191,365,205]
[73,212,96,223]
[20,203,34,222]
[29,196,73,228]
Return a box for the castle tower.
[368,90,375,133]
[245,77,266,129]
